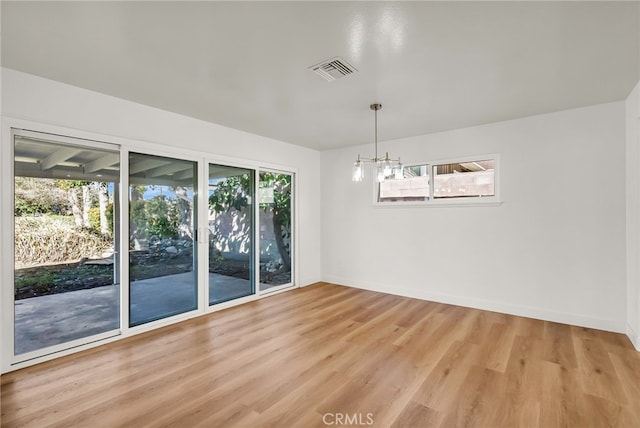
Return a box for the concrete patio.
[14,272,262,355]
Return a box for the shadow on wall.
[209,208,286,263]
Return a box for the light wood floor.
[1,283,639,427]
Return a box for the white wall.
[1,68,322,286]
[322,102,627,333]
[0,12,4,368]
[626,81,640,349]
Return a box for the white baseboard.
[323,275,626,335]
[298,277,322,287]
[627,324,640,351]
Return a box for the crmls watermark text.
[322,413,374,426]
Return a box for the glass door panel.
[259,171,293,291]
[129,153,197,326]
[13,134,120,355]
[208,164,254,304]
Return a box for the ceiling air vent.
[309,57,357,82]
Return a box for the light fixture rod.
[371,103,381,161]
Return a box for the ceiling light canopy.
[352,103,404,183]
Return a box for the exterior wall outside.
[210,208,284,263]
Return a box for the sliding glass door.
[208,164,255,304]
[7,130,296,364]
[128,153,198,326]
[13,132,120,356]
[258,171,293,291]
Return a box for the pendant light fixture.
[352,103,404,182]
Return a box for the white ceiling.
[2,1,639,151]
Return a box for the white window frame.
[373,154,502,208]
[256,167,295,296]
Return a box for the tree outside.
[14,177,116,299]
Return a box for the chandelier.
[352,103,404,182]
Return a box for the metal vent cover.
[309,57,357,82]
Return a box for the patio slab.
[14,272,253,355]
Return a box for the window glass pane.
[14,135,120,355]
[259,172,292,289]
[129,153,197,326]
[208,164,254,305]
[433,160,495,199]
[378,164,430,202]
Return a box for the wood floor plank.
[411,341,481,413]
[539,360,589,428]
[571,325,635,349]
[257,370,351,428]
[581,393,637,428]
[543,321,578,368]
[475,321,516,373]
[574,337,629,405]
[390,401,442,428]
[609,350,640,421]
[2,282,639,428]
[393,298,439,328]
[460,309,494,345]
[514,316,545,340]
[437,365,506,427]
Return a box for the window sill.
[374,199,503,208]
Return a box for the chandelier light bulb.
[383,159,392,177]
[394,162,405,180]
[352,160,364,182]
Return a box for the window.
[13,131,121,355]
[208,164,255,305]
[379,164,430,202]
[128,153,198,326]
[377,156,498,205]
[259,171,293,291]
[433,159,495,199]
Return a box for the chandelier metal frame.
[352,103,404,182]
